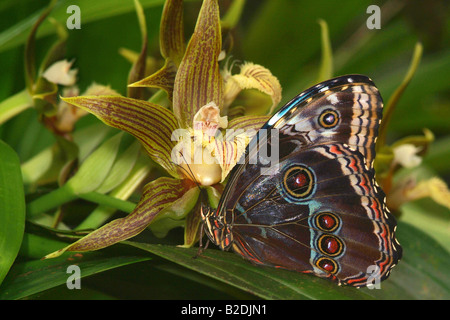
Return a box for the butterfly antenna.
[172,151,202,191]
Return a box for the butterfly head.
[200,205,233,251]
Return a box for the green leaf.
[0,248,151,300]
[0,89,33,125]
[400,200,450,253]
[96,140,142,194]
[75,153,153,230]
[221,0,246,30]
[362,222,450,300]
[66,132,123,194]
[0,140,25,286]
[126,242,370,299]
[124,221,450,299]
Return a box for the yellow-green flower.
[46,0,281,258]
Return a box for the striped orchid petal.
[223,62,282,115]
[45,177,197,258]
[209,115,271,181]
[228,115,270,131]
[159,0,185,66]
[129,0,184,99]
[173,0,223,128]
[62,95,180,178]
[129,59,177,101]
[210,134,248,182]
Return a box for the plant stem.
[78,192,136,214]
[27,185,136,219]
[27,184,76,218]
[0,89,33,124]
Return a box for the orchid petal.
[173,0,223,128]
[388,177,450,211]
[193,102,228,135]
[128,59,177,101]
[159,0,185,66]
[45,177,196,258]
[42,60,77,86]
[224,62,281,115]
[208,130,253,182]
[128,0,185,100]
[62,95,180,178]
[228,115,270,131]
[406,178,450,210]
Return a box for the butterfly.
[200,74,402,287]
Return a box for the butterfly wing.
[217,75,402,286]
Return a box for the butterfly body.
[201,75,402,287]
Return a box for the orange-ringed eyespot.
[319,109,339,128]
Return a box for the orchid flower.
[45,0,281,258]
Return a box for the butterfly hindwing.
[205,75,402,287]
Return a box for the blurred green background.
[0,0,448,299]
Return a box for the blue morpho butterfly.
[199,75,402,287]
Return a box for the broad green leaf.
[66,132,123,194]
[126,242,371,299]
[173,0,223,128]
[400,200,450,253]
[361,222,450,300]
[73,123,112,162]
[62,95,180,178]
[21,123,110,185]
[125,221,450,299]
[95,140,142,194]
[76,153,152,230]
[0,248,151,300]
[0,140,25,286]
